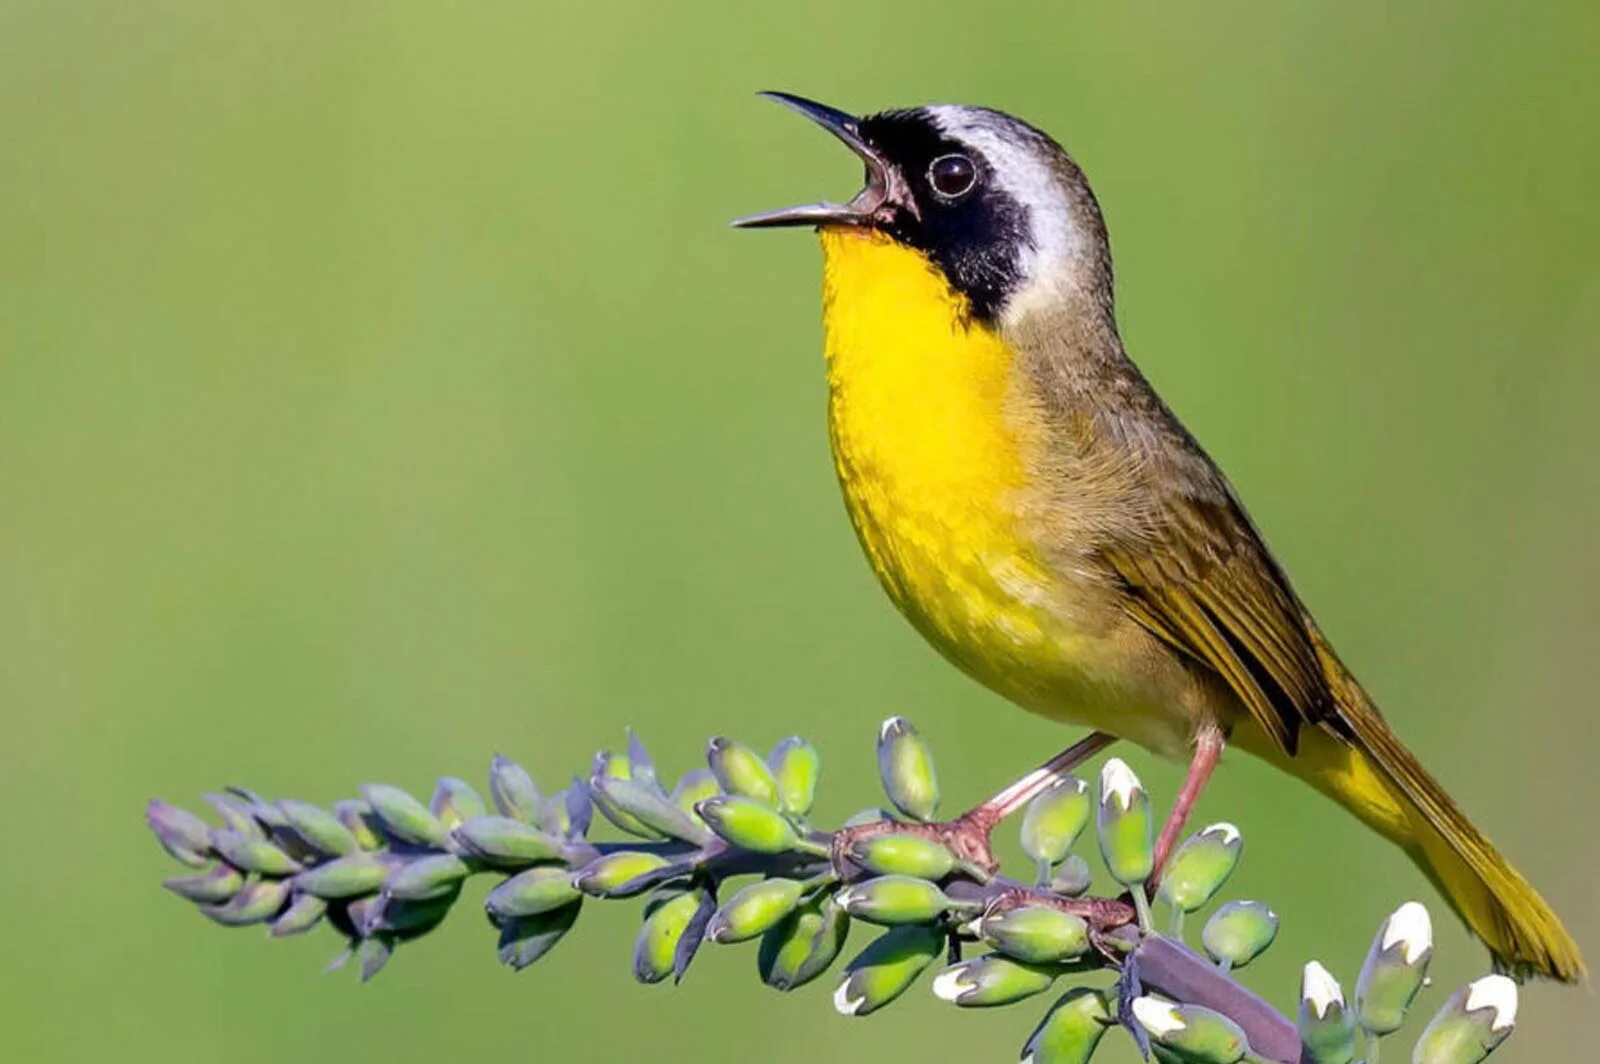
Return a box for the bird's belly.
[819,227,1200,759]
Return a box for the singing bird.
[734,93,1582,981]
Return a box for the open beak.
[731,92,897,230]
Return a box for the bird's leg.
[832,731,1118,874]
[1149,722,1227,880]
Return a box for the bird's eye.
[927,153,977,199]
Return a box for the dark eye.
[927,153,977,199]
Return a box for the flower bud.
[696,795,801,854]
[835,875,954,926]
[270,893,328,937]
[209,829,302,876]
[496,901,581,971]
[708,878,805,943]
[378,893,456,937]
[486,865,582,919]
[383,854,470,901]
[932,954,1056,1007]
[1201,900,1278,970]
[429,777,486,828]
[1048,854,1093,897]
[978,905,1090,963]
[876,717,940,822]
[759,896,850,991]
[848,833,956,880]
[572,850,675,897]
[361,783,449,848]
[1021,987,1113,1064]
[356,934,394,982]
[1021,777,1091,870]
[590,776,712,845]
[203,792,264,838]
[1157,823,1242,913]
[707,737,781,806]
[589,752,667,840]
[1299,961,1357,1064]
[1355,900,1433,1036]
[832,924,944,1017]
[488,755,541,822]
[276,799,360,857]
[453,815,565,865]
[199,878,291,926]
[163,864,244,904]
[1411,975,1517,1064]
[634,888,706,984]
[1131,997,1248,1064]
[1096,758,1152,887]
[769,736,821,818]
[146,800,214,867]
[670,770,721,824]
[333,800,384,851]
[294,854,387,899]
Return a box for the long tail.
[1296,647,1586,982]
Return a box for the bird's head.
[734,93,1114,329]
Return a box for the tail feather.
[1310,651,1586,982]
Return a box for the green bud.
[769,736,821,818]
[589,753,666,839]
[200,877,291,926]
[496,900,581,971]
[146,800,214,867]
[848,833,955,880]
[572,850,675,897]
[488,755,541,822]
[876,717,940,822]
[275,799,360,857]
[978,905,1090,963]
[1095,758,1152,887]
[485,865,582,919]
[377,892,457,937]
[1411,975,1517,1064]
[1201,900,1278,970]
[203,792,264,838]
[293,854,387,899]
[383,854,470,901]
[836,875,954,925]
[707,737,781,806]
[832,924,944,1017]
[1298,961,1357,1064]
[1021,987,1114,1064]
[696,795,801,854]
[670,770,720,824]
[590,776,712,845]
[932,953,1056,1007]
[1132,997,1248,1064]
[1048,855,1093,897]
[356,934,394,982]
[270,893,328,937]
[163,864,244,904]
[361,783,449,848]
[1355,901,1433,1036]
[634,888,707,984]
[708,878,805,943]
[430,777,487,829]
[453,815,565,865]
[1158,823,1242,913]
[538,783,586,840]
[1021,777,1091,869]
[759,896,851,991]
[333,800,384,851]
[210,829,302,876]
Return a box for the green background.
[2,2,1595,1060]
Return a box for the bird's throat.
[818,228,1060,681]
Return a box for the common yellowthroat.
[735,93,1582,982]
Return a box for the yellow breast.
[819,228,1064,695]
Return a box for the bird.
[733,92,1583,982]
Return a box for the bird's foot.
[829,805,1003,879]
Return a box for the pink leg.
[966,731,1119,832]
[1151,723,1227,878]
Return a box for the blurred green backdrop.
[2,2,1596,1060]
